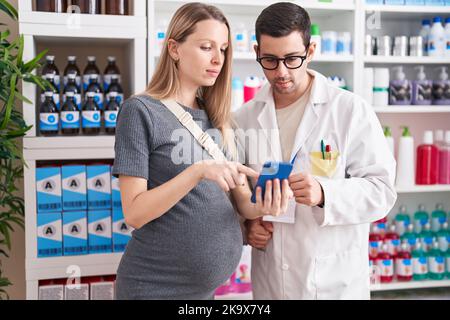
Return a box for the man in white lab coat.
[233,2,397,299]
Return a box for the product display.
[36,164,132,258]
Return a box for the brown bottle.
[71,0,101,14]
[36,0,68,13]
[105,0,129,15]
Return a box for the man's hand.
[288,173,324,207]
[245,218,274,249]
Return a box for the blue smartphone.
[251,161,294,204]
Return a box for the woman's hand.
[254,179,293,217]
[194,160,259,192]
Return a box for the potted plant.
[1,0,49,299]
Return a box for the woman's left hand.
[253,178,293,217]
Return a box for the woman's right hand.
[194,160,259,192]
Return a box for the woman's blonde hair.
[146,2,236,159]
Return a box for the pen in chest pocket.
[326,144,332,161]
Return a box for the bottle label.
[369,241,379,257]
[63,94,82,111]
[83,74,102,91]
[82,111,101,128]
[61,111,80,129]
[103,75,121,91]
[387,239,400,255]
[41,94,60,110]
[63,75,82,88]
[438,235,449,252]
[104,111,118,128]
[412,257,428,275]
[395,258,412,277]
[432,217,447,232]
[395,220,407,236]
[85,93,104,110]
[428,256,445,274]
[106,93,124,105]
[40,113,59,132]
[376,259,394,277]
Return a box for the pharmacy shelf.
[396,185,450,194]
[233,52,355,62]
[23,136,115,150]
[364,56,450,64]
[370,280,450,292]
[26,253,123,281]
[373,106,450,113]
[365,4,450,15]
[19,11,147,39]
[154,0,355,15]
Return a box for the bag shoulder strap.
[161,99,227,161]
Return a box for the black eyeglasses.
[256,45,309,70]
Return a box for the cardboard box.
[36,167,62,213]
[62,165,87,211]
[63,211,88,256]
[88,210,112,254]
[87,165,112,210]
[37,212,62,257]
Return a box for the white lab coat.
[233,70,397,300]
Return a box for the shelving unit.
[18,0,147,300]
[20,0,450,300]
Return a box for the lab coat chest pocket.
[315,248,369,300]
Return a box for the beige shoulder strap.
[161,99,227,161]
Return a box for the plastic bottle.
[414,204,430,234]
[419,19,431,56]
[103,56,121,91]
[432,204,447,233]
[389,66,412,105]
[439,131,450,184]
[42,55,60,91]
[63,56,81,88]
[395,242,413,282]
[250,30,257,50]
[395,205,411,237]
[86,74,104,110]
[106,75,124,105]
[310,24,321,56]
[385,224,401,256]
[436,222,449,253]
[234,23,249,53]
[83,56,101,91]
[412,66,433,105]
[63,73,82,111]
[412,241,429,280]
[36,0,67,13]
[105,0,129,15]
[243,76,261,103]
[231,77,244,111]
[428,241,446,280]
[420,223,435,252]
[428,16,445,57]
[445,18,450,58]
[384,126,394,156]
[416,131,439,185]
[396,126,415,189]
[41,73,61,111]
[369,224,382,258]
[435,129,444,148]
[40,91,59,136]
[71,0,101,14]
[104,92,120,135]
[322,31,337,55]
[336,32,352,56]
[60,92,80,135]
[432,67,450,105]
[376,243,394,283]
[401,223,417,249]
[82,92,101,135]
[373,217,388,239]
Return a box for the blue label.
[439,216,447,224]
[420,218,428,226]
[403,259,412,266]
[370,241,379,248]
[382,259,392,266]
[104,111,118,128]
[82,111,101,128]
[392,239,400,246]
[61,111,80,129]
[436,256,444,263]
[236,34,244,41]
[40,113,59,131]
[157,32,165,39]
[419,257,427,264]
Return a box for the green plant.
[1,0,49,299]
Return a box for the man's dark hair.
[255,2,311,48]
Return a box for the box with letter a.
[62,165,87,211]
[111,175,121,209]
[63,211,88,256]
[88,210,112,253]
[112,207,133,252]
[36,167,62,213]
[87,165,112,210]
[37,212,62,257]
